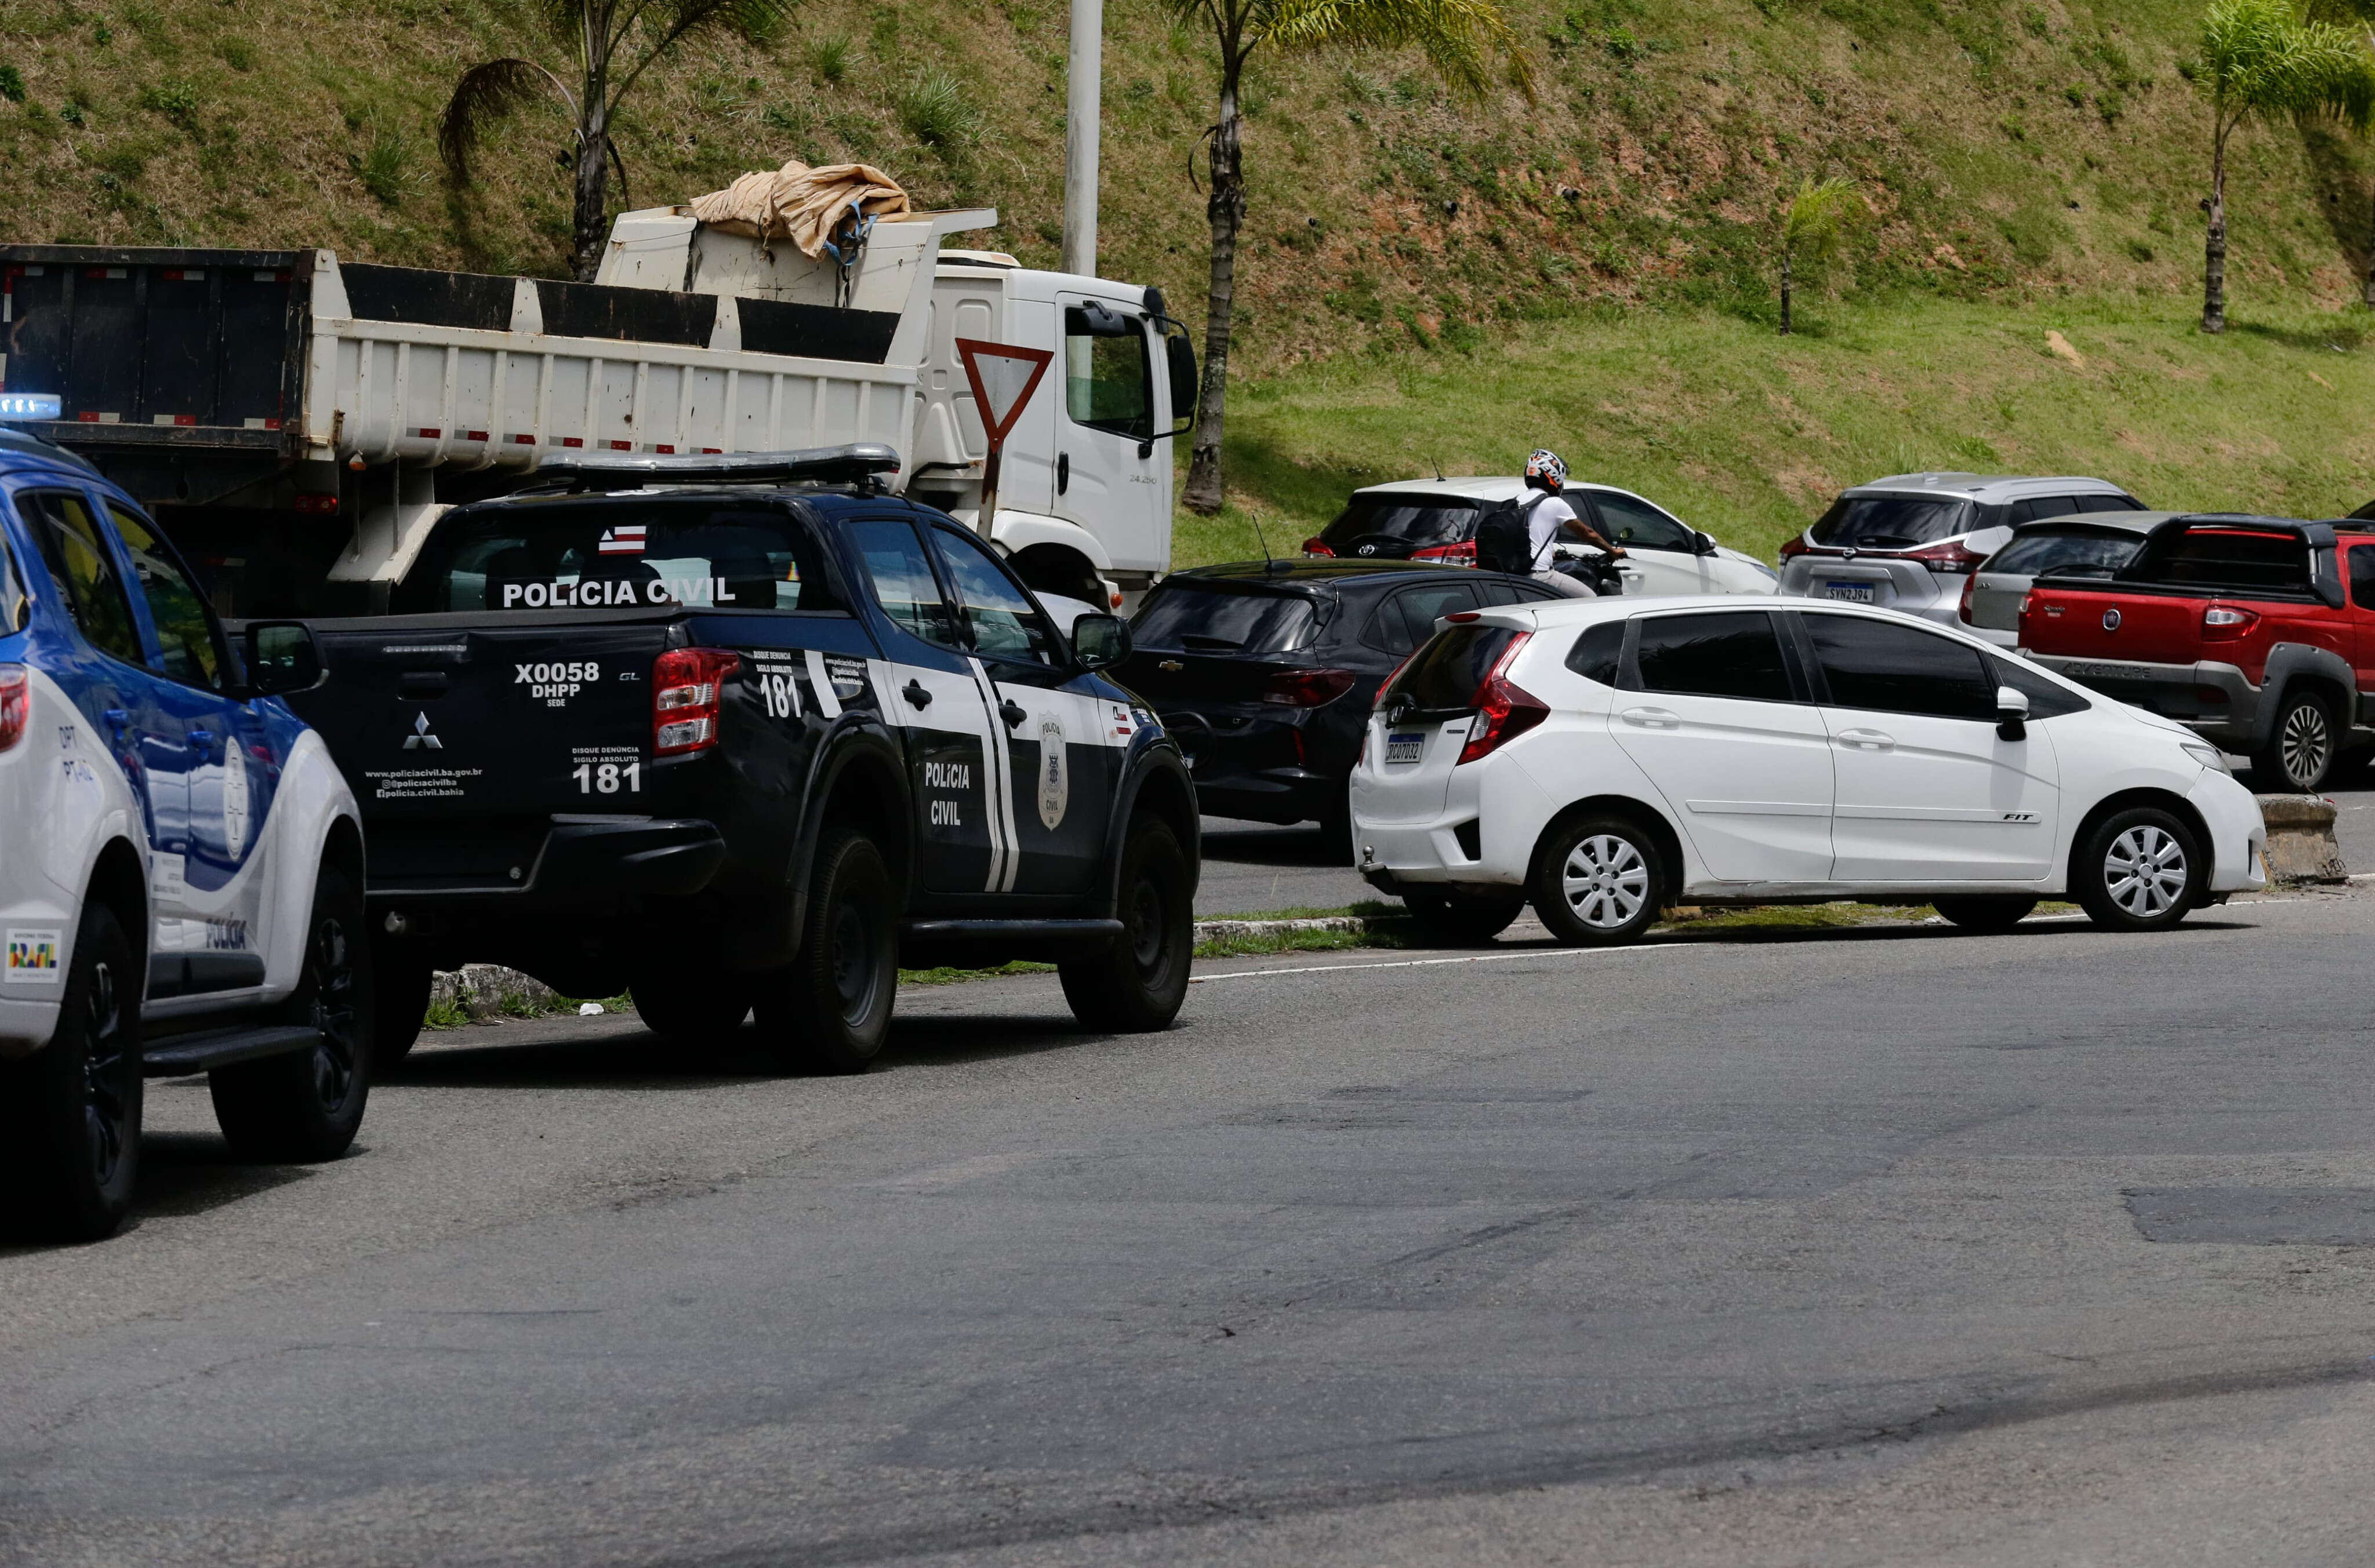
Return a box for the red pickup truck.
[2017,514,2371,790]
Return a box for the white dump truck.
[0,208,1193,614]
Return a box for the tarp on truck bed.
[691,161,910,259]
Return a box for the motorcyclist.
[1520,449,1624,597]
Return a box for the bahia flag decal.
[598,524,647,555]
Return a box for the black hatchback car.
[1115,560,1568,855]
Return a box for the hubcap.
[2281,703,2331,788]
[1560,835,1649,930]
[310,916,357,1110]
[81,960,127,1185]
[2104,825,2188,918]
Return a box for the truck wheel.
[0,902,140,1242]
[753,827,896,1074]
[2072,806,2202,933]
[630,973,754,1049]
[1933,896,2039,933]
[1403,886,1526,946]
[211,865,373,1162]
[1530,814,1665,947]
[1061,816,1194,1032]
[2252,690,2337,792]
[372,930,431,1068]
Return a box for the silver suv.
[1777,472,2146,631]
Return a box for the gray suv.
[1777,472,2146,631]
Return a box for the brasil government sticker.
[6,929,61,984]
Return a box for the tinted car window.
[930,524,1058,666]
[2076,493,2143,512]
[1990,653,2093,719]
[1810,494,1975,548]
[110,504,223,689]
[1588,492,1695,552]
[1132,583,1319,653]
[1989,527,2144,579]
[1805,613,1996,720]
[1368,581,1480,656]
[1319,496,1480,554]
[2349,542,2375,609]
[22,490,144,666]
[1635,611,1793,703]
[401,499,847,615]
[1381,624,1519,712]
[1566,620,1625,686]
[2151,529,2308,592]
[847,517,960,647]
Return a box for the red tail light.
[0,666,26,751]
[2202,604,2259,641]
[1778,536,1811,561]
[1457,633,1545,765]
[1301,536,1335,558]
[1410,539,1477,565]
[653,647,740,756]
[1906,539,1988,575]
[1958,573,1978,623]
[1260,667,1357,707]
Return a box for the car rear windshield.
[1988,527,2144,579]
[2147,529,2309,592]
[395,499,848,614]
[1381,624,1521,712]
[1131,583,1320,653]
[1319,495,1481,552]
[1810,494,1977,548]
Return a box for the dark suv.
[1114,560,1566,855]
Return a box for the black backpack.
[1472,492,1548,574]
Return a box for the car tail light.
[1457,633,1545,765]
[1906,539,1988,575]
[1301,536,1335,558]
[1778,536,1811,561]
[2018,592,2033,620]
[1260,667,1357,707]
[1958,573,1978,623]
[653,647,740,756]
[0,666,26,751]
[1410,539,1477,565]
[2202,605,2258,641]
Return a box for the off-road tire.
[2251,689,2337,792]
[210,864,372,1162]
[753,828,897,1074]
[1933,896,2039,933]
[630,973,755,1049]
[1061,816,1194,1032]
[1402,886,1527,946]
[1530,814,1666,947]
[2072,806,2203,934]
[0,902,140,1241]
[371,930,431,1068]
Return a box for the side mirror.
[1161,321,1197,436]
[1995,683,2030,741]
[244,620,325,697]
[1693,530,1718,556]
[1072,612,1132,671]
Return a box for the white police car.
[0,424,371,1240]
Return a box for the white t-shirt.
[1526,494,1578,569]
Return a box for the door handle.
[903,679,932,710]
[1056,452,1070,496]
[103,708,130,743]
[998,698,1028,729]
[1836,727,1895,751]
[187,727,218,759]
[1619,706,1679,730]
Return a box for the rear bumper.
[1166,708,1356,824]
[1778,556,1957,625]
[2025,654,2260,748]
[366,816,729,907]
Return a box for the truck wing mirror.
[1160,319,1197,436]
[1995,683,2030,741]
[244,621,326,697]
[1072,613,1132,670]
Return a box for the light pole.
[1061,0,1102,277]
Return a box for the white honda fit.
[1348,597,2267,945]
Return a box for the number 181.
[572,761,642,794]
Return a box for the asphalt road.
[9,886,2375,1566]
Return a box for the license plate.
[1384,732,1425,765]
[1821,581,1876,603]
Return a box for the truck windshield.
[1810,494,1975,548]
[1131,583,1319,653]
[397,499,848,614]
[1989,527,2144,579]
[1320,496,1480,553]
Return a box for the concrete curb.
[429,964,563,1018]
[1193,914,1409,944]
[2256,792,2347,884]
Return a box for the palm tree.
[2306,0,2375,304]
[440,0,793,282]
[2195,0,2374,332]
[1777,176,1861,336]
[1170,0,1533,514]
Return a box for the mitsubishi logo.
[2102,608,2122,631]
[402,711,443,750]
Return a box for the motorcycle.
[1551,548,1626,596]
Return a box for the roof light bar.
[0,394,63,421]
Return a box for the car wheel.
[1530,814,1665,947]
[372,929,431,1068]
[1402,886,1526,946]
[1062,816,1194,1032]
[2072,807,2202,933]
[0,901,140,1241]
[753,827,897,1074]
[630,973,754,1050]
[1933,896,2039,933]
[211,864,373,1162]
[2252,689,2337,792]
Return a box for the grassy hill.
[4,0,2373,556]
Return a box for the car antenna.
[1248,511,1285,573]
[1433,456,1444,481]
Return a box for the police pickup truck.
[290,448,1197,1070]
[0,424,371,1241]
